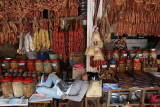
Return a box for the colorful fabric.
[114,40,128,51]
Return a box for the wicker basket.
[157,59,160,64]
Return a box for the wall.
[104,39,148,50]
[0,43,18,58]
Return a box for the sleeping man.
[36,72,89,102]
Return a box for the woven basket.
[157,59,160,64]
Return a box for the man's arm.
[74,75,82,81]
[65,82,89,102]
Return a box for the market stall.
[85,0,160,106]
[0,0,160,106]
[0,0,88,106]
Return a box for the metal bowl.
[110,93,126,104]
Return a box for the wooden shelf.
[103,87,160,107]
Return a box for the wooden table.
[29,99,54,107]
[103,87,160,107]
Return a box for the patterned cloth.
[66,76,89,102]
[113,40,128,51]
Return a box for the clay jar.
[149,49,157,61]
[120,50,127,61]
[106,50,112,61]
[52,59,60,73]
[112,50,119,61]
[19,59,26,70]
[109,60,117,72]
[126,59,133,72]
[2,60,10,70]
[12,77,23,98]
[35,59,44,73]
[27,59,35,72]
[118,61,126,73]
[135,50,142,59]
[10,59,19,69]
[142,50,149,58]
[44,59,52,74]
[23,78,35,98]
[1,76,13,97]
[101,61,108,69]
[128,50,136,59]
[133,59,141,72]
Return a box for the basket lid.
[103,61,108,63]
[113,50,119,52]
[11,59,18,62]
[118,61,125,63]
[120,50,127,53]
[44,59,51,62]
[19,59,26,63]
[128,50,135,53]
[142,50,148,52]
[3,60,10,63]
[134,59,140,63]
[23,78,33,84]
[13,77,23,82]
[36,59,43,62]
[52,59,59,62]
[1,76,12,82]
[106,50,112,53]
[28,59,35,63]
[136,50,142,53]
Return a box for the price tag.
[2,64,5,66]
[139,54,142,56]
[52,63,56,67]
[19,63,25,66]
[124,54,127,56]
[110,65,115,68]
[102,65,107,68]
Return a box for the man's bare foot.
[33,93,46,97]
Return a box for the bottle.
[126,102,130,107]
[41,71,45,83]
[42,71,45,75]
[117,67,119,72]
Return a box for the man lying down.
[35,72,89,102]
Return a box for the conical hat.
[97,40,103,48]
[93,47,104,60]
[91,31,101,42]
[85,46,95,56]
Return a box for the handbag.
[86,80,102,97]
[149,95,160,107]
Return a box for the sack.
[72,63,85,79]
[149,95,160,107]
[86,80,102,97]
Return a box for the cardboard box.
[71,53,84,65]
[103,83,119,90]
